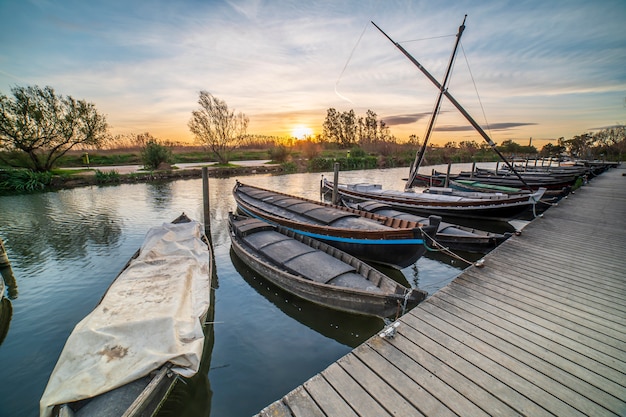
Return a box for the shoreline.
[49,163,284,191]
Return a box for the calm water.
[0,164,497,417]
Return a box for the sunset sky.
[1,0,625,148]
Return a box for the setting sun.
[291,125,313,140]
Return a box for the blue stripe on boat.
[238,206,425,245]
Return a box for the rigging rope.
[334,22,369,104]
[460,42,493,139]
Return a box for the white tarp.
[40,219,212,417]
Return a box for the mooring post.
[444,162,451,188]
[0,237,9,269]
[202,167,211,237]
[471,161,476,178]
[332,162,340,205]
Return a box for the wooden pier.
[256,166,626,417]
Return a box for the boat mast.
[400,15,466,190]
[371,19,531,190]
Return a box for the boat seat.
[232,217,274,237]
[328,272,383,292]
[243,230,292,250]
[282,251,357,284]
[301,207,359,225]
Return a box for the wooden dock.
[256,166,626,417]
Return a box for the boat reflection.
[230,249,384,348]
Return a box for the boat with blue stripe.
[233,181,438,269]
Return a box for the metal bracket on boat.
[379,321,400,339]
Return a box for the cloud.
[435,122,538,132]
[383,113,431,126]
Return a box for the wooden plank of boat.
[41,213,213,417]
[229,213,427,318]
[233,181,438,269]
[346,200,511,254]
[321,178,545,221]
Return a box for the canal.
[0,164,494,417]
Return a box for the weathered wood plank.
[321,359,390,417]
[302,374,358,417]
[282,386,325,417]
[475,265,626,331]
[363,336,491,417]
[402,311,588,417]
[484,256,626,308]
[335,353,424,416]
[258,399,294,417]
[354,341,458,417]
[418,297,626,415]
[429,287,626,402]
[455,271,626,356]
[443,280,626,377]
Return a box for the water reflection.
[147,182,173,210]
[0,191,123,266]
[230,249,384,348]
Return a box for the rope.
[420,227,479,267]
[461,41,493,139]
[334,22,369,103]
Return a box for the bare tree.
[188,91,249,164]
[0,85,109,171]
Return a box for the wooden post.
[202,167,211,237]
[444,162,451,188]
[471,162,475,179]
[332,162,339,205]
[0,237,9,268]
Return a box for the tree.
[140,133,172,170]
[0,85,109,172]
[188,91,249,164]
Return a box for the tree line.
[1,85,624,174]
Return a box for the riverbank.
[49,161,284,191]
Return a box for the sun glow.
[291,125,313,140]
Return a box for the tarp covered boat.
[40,214,213,417]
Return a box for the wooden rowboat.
[40,213,213,417]
[229,213,427,318]
[344,200,511,254]
[322,178,546,221]
[233,181,439,269]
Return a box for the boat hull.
[234,182,436,269]
[229,214,427,318]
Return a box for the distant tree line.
[1,85,624,179]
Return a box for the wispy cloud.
[1,0,624,143]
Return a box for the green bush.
[268,145,290,163]
[141,140,172,170]
[0,169,52,192]
[94,170,121,184]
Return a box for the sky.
[1,0,625,148]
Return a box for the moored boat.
[344,200,512,254]
[229,213,427,318]
[40,213,213,417]
[322,178,546,221]
[233,181,438,269]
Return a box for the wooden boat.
[322,178,546,221]
[233,181,439,269]
[229,213,427,318]
[344,200,511,254]
[40,213,213,417]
